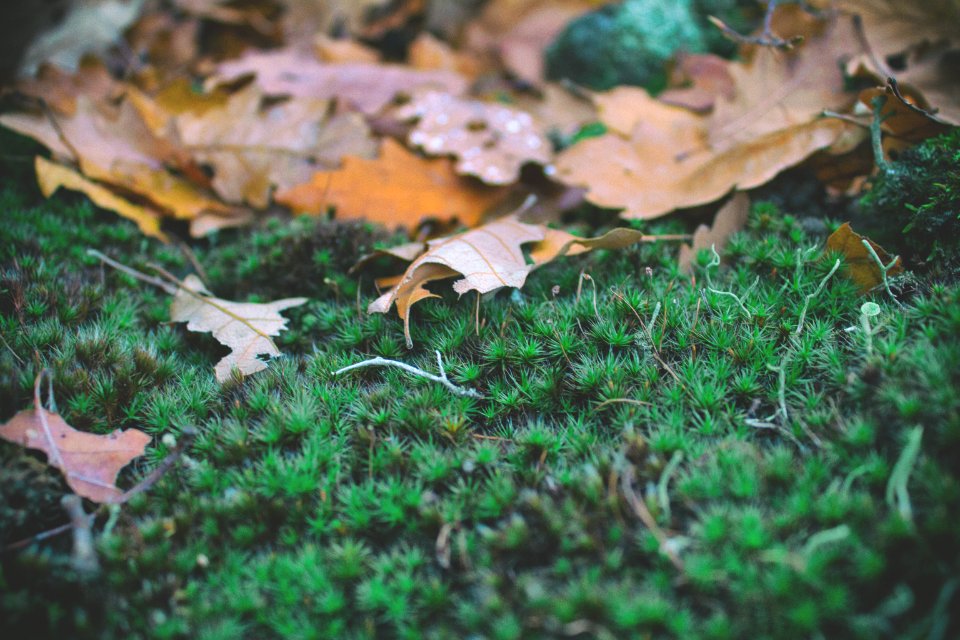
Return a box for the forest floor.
[1,126,959,639]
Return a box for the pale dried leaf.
[211,49,469,114]
[397,91,551,185]
[368,213,662,345]
[170,275,306,382]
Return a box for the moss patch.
[1,151,959,638]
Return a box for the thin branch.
[795,259,841,336]
[620,466,684,572]
[708,0,804,51]
[120,428,197,502]
[87,250,177,295]
[333,350,483,398]
[62,495,100,576]
[861,239,902,307]
[870,95,893,174]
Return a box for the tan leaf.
[35,156,166,241]
[0,376,150,504]
[513,83,598,139]
[16,58,121,116]
[660,54,736,114]
[464,0,596,84]
[275,138,507,229]
[210,49,468,114]
[555,87,851,219]
[678,192,750,273]
[314,35,380,63]
[368,214,663,345]
[174,85,377,207]
[826,222,902,293]
[396,90,552,185]
[170,275,306,382]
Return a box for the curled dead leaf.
[826,222,902,292]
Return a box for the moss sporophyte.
[2,132,960,637]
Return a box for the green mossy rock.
[544,0,757,92]
[860,128,960,279]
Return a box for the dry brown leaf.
[174,85,377,208]
[826,222,902,292]
[35,156,167,240]
[396,90,552,185]
[275,138,507,229]
[210,49,469,114]
[660,54,736,114]
[465,0,596,84]
[678,192,750,273]
[368,213,663,345]
[408,33,484,79]
[555,87,851,219]
[16,58,121,116]
[0,375,150,504]
[314,35,380,64]
[837,1,960,125]
[706,9,859,154]
[0,97,233,224]
[170,274,306,382]
[514,83,598,139]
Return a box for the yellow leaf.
[35,156,166,240]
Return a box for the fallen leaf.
[678,192,750,273]
[514,83,598,139]
[396,90,552,184]
[314,35,380,64]
[659,54,736,114]
[0,375,150,504]
[368,213,664,345]
[170,275,307,382]
[174,85,377,207]
[210,49,469,114]
[16,58,121,116]
[275,138,507,229]
[826,222,902,292]
[35,156,166,240]
[555,86,851,219]
[895,44,960,126]
[464,0,596,84]
[408,33,484,79]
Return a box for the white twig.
[861,239,903,307]
[333,350,483,399]
[795,259,841,336]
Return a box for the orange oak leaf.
[210,49,468,114]
[275,138,508,229]
[368,213,665,345]
[826,222,902,293]
[170,275,307,382]
[396,90,552,185]
[0,375,150,504]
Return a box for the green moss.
[1,162,959,639]
[860,128,960,279]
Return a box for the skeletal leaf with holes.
[0,375,150,503]
[367,213,667,346]
[170,275,306,382]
